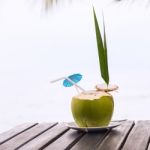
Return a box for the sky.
[0,0,150,132]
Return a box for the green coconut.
[71,90,114,127]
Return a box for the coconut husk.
[95,84,119,92]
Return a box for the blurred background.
[0,0,150,132]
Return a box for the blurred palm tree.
[43,0,71,10]
[43,0,150,10]
[43,0,149,8]
[44,0,57,10]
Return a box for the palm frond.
[93,7,109,85]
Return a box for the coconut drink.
[51,8,118,128]
[70,8,117,127]
[71,90,114,127]
[71,84,118,127]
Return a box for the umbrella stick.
[64,77,85,92]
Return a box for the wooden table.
[0,120,150,150]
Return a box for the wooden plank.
[148,144,150,150]
[122,121,150,150]
[0,122,57,150]
[18,123,69,150]
[71,130,109,150]
[0,123,37,144]
[43,129,85,150]
[95,120,134,150]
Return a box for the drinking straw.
[51,76,85,92]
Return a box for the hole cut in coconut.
[95,84,119,92]
[74,90,111,100]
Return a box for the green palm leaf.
[93,7,109,85]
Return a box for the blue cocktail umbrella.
[51,73,85,92]
[63,74,82,87]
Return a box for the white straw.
[64,77,85,92]
[50,76,85,92]
[50,77,65,83]
[75,86,80,94]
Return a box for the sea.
[0,0,150,132]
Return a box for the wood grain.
[44,129,85,150]
[0,122,57,150]
[96,121,134,150]
[71,130,109,150]
[18,123,69,150]
[122,121,150,150]
[0,123,37,145]
[0,121,149,150]
[147,144,150,150]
